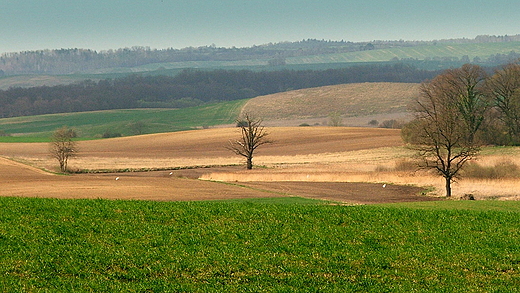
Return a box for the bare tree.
[228,113,271,170]
[50,126,78,172]
[407,65,487,197]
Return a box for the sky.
[1,0,519,54]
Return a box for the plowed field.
[0,127,440,204]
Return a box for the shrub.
[102,130,122,138]
[379,119,405,129]
[368,119,379,126]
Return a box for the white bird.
[382,184,386,188]
[115,177,120,181]
[169,172,173,176]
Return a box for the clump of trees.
[403,62,520,197]
[49,126,78,172]
[228,113,271,170]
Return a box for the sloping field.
[288,42,520,64]
[0,127,402,170]
[0,127,439,204]
[0,100,246,139]
[241,82,420,120]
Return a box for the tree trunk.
[246,157,253,170]
[445,177,452,197]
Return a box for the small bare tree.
[50,126,78,172]
[228,113,271,170]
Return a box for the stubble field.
[1,126,519,203]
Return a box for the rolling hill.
[242,82,420,120]
[0,82,417,139]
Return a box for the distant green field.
[0,197,519,292]
[0,99,247,141]
[288,41,520,64]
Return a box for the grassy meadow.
[288,41,520,64]
[0,197,519,292]
[0,99,246,141]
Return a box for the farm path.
[0,159,278,201]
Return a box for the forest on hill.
[0,64,439,118]
[1,35,519,75]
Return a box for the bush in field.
[127,121,146,135]
[328,112,343,127]
[379,119,405,129]
[102,130,122,138]
[368,119,379,126]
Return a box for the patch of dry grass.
[201,146,520,200]
[242,82,420,120]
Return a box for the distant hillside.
[242,82,420,120]
[287,42,520,65]
[1,35,520,76]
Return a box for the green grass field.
[0,197,519,292]
[0,99,247,141]
[288,42,520,64]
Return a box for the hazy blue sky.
[1,0,519,54]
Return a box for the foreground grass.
[0,197,519,292]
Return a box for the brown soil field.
[0,126,443,204]
[0,127,403,170]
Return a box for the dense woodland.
[0,64,440,118]
[1,35,519,75]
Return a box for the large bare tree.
[407,64,488,197]
[228,113,271,170]
[50,126,78,172]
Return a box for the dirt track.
[0,127,441,204]
[0,158,433,204]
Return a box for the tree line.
[0,64,440,118]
